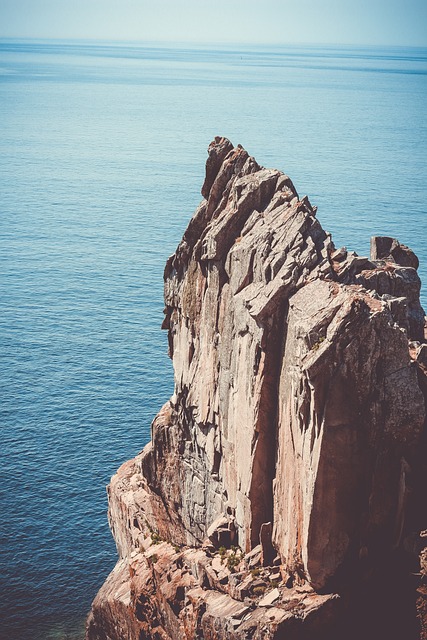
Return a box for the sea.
[0,40,426,640]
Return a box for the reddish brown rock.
[370,235,420,270]
[419,533,427,640]
[86,138,427,640]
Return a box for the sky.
[0,0,426,46]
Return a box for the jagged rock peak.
[87,139,427,640]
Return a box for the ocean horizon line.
[1,37,427,54]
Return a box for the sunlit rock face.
[86,138,427,640]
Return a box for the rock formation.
[86,138,427,640]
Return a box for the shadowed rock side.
[86,138,427,640]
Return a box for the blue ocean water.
[0,40,426,640]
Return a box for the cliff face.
[86,138,427,640]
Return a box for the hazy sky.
[0,0,426,46]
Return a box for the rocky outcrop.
[86,138,427,639]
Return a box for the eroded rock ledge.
[86,138,427,640]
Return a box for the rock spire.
[86,138,427,640]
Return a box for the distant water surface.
[0,40,426,640]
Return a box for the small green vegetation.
[269,579,279,588]
[311,336,326,351]
[253,585,266,596]
[250,568,261,577]
[218,546,227,564]
[151,532,162,545]
[173,544,181,554]
[226,552,240,572]
[151,554,158,564]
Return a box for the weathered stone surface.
[258,587,280,607]
[87,539,339,640]
[273,277,424,589]
[419,531,427,640]
[87,138,427,640]
[371,235,420,270]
